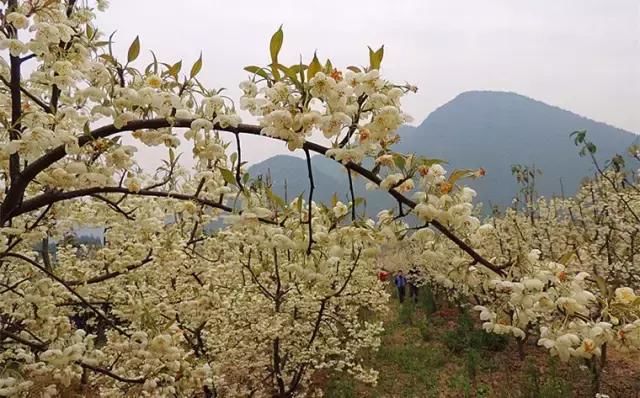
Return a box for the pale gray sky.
[96,0,640,166]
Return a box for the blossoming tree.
[0,1,510,396]
[397,136,640,395]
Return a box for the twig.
[304,148,315,255]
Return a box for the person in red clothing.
[378,269,390,282]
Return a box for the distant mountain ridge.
[249,91,637,216]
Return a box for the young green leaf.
[168,60,182,78]
[448,169,477,185]
[190,52,203,78]
[392,153,406,170]
[368,45,384,70]
[127,35,140,63]
[270,26,284,80]
[308,52,322,80]
[270,25,284,63]
[244,65,270,80]
[324,58,333,74]
[220,168,237,186]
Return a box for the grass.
[321,286,640,397]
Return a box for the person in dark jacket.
[394,270,407,303]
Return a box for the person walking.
[394,270,407,303]
[408,266,420,304]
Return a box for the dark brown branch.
[0,328,46,351]
[19,53,36,63]
[13,186,276,225]
[90,193,136,220]
[0,276,30,295]
[338,94,366,147]
[234,132,245,192]
[304,148,315,255]
[347,169,356,221]
[67,249,153,286]
[80,361,145,384]
[7,0,22,184]
[6,117,505,276]
[0,75,52,113]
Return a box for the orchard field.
[0,1,639,397]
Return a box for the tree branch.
[12,186,276,225]
[6,117,505,276]
[7,0,22,184]
[2,252,130,336]
[0,75,52,113]
[67,249,153,286]
[304,148,315,255]
[347,169,356,221]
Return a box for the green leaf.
[190,52,203,78]
[107,30,117,57]
[308,52,322,80]
[347,66,362,73]
[244,65,270,80]
[86,24,94,39]
[594,275,608,297]
[448,169,477,185]
[417,157,448,167]
[324,58,333,74]
[331,192,338,207]
[150,50,158,74]
[242,173,250,184]
[556,251,573,265]
[270,26,284,80]
[271,192,286,209]
[98,54,116,65]
[570,130,587,146]
[276,64,302,88]
[289,64,308,74]
[127,36,140,63]
[368,45,384,70]
[392,153,406,170]
[220,168,237,186]
[270,26,284,63]
[168,60,182,78]
[230,152,238,167]
[295,193,304,213]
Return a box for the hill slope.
[396,91,637,209]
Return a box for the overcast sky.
[96,0,640,166]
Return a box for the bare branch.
[13,186,277,225]
[0,75,52,113]
[67,249,153,286]
[347,169,356,221]
[304,148,315,255]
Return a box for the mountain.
[248,153,394,216]
[249,91,638,216]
